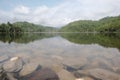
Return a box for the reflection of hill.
[0,33,57,44]
[61,33,120,50]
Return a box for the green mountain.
[0,15,120,33]
[13,22,45,32]
[0,22,58,33]
[98,16,120,32]
[61,15,120,33]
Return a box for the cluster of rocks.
[0,55,23,80]
[0,54,120,80]
[62,55,120,80]
[73,68,120,80]
[0,55,60,80]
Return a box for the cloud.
[0,0,120,27]
[33,6,49,15]
[14,5,30,14]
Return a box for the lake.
[0,33,120,80]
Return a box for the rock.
[74,68,120,80]
[0,69,2,73]
[3,57,23,72]
[7,73,18,80]
[51,62,76,80]
[19,62,39,76]
[89,68,120,80]
[111,57,120,72]
[50,61,65,73]
[75,77,93,80]
[0,69,3,77]
[20,68,59,80]
[91,57,113,69]
[0,69,17,80]
[10,57,19,61]
[73,70,89,78]
[57,69,75,80]
[83,77,94,80]
[76,78,84,80]
[0,55,9,63]
[0,71,8,80]
[51,55,63,60]
[63,57,87,70]
[0,64,2,69]
[14,53,31,64]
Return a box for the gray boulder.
[89,68,120,80]
[20,68,59,80]
[7,73,18,80]
[19,62,39,76]
[3,57,23,72]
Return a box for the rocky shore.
[0,55,120,80]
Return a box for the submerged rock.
[20,68,59,80]
[19,62,39,76]
[74,68,120,80]
[10,57,19,61]
[73,70,89,78]
[83,77,94,80]
[6,73,18,80]
[0,70,8,80]
[75,78,84,80]
[57,69,75,80]
[75,77,93,80]
[0,69,18,80]
[63,57,87,70]
[3,57,23,72]
[89,68,120,80]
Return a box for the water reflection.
[0,33,120,50]
[0,33,120,80]
[0,33,57,44]
[61,33,120,50]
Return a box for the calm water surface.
[0,33,120,80]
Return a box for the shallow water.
[0,33,120,80]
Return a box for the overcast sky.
[0,0,120,27]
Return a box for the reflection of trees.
[0,33,22,44]
[0,32,120,50]
[0,33,56,44]
[61,33,120,50]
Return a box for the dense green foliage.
[13,22,44,32]
[0,22,58,33]
[0,22,22,33]
[98,16,120,32]
[0,15,120,33]
[61,15,120,32]
[61,20,98,32]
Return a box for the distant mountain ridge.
[0,21,58,33]
[0,15,120,33]
[60,15,120,32]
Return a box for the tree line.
[0,22,22,33]
[60,15,120,33]
[0,22,58,33]
[0,15,120,33]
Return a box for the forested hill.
[0,22,58,33]
[0,15,120,33]
[60,15,120,32]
